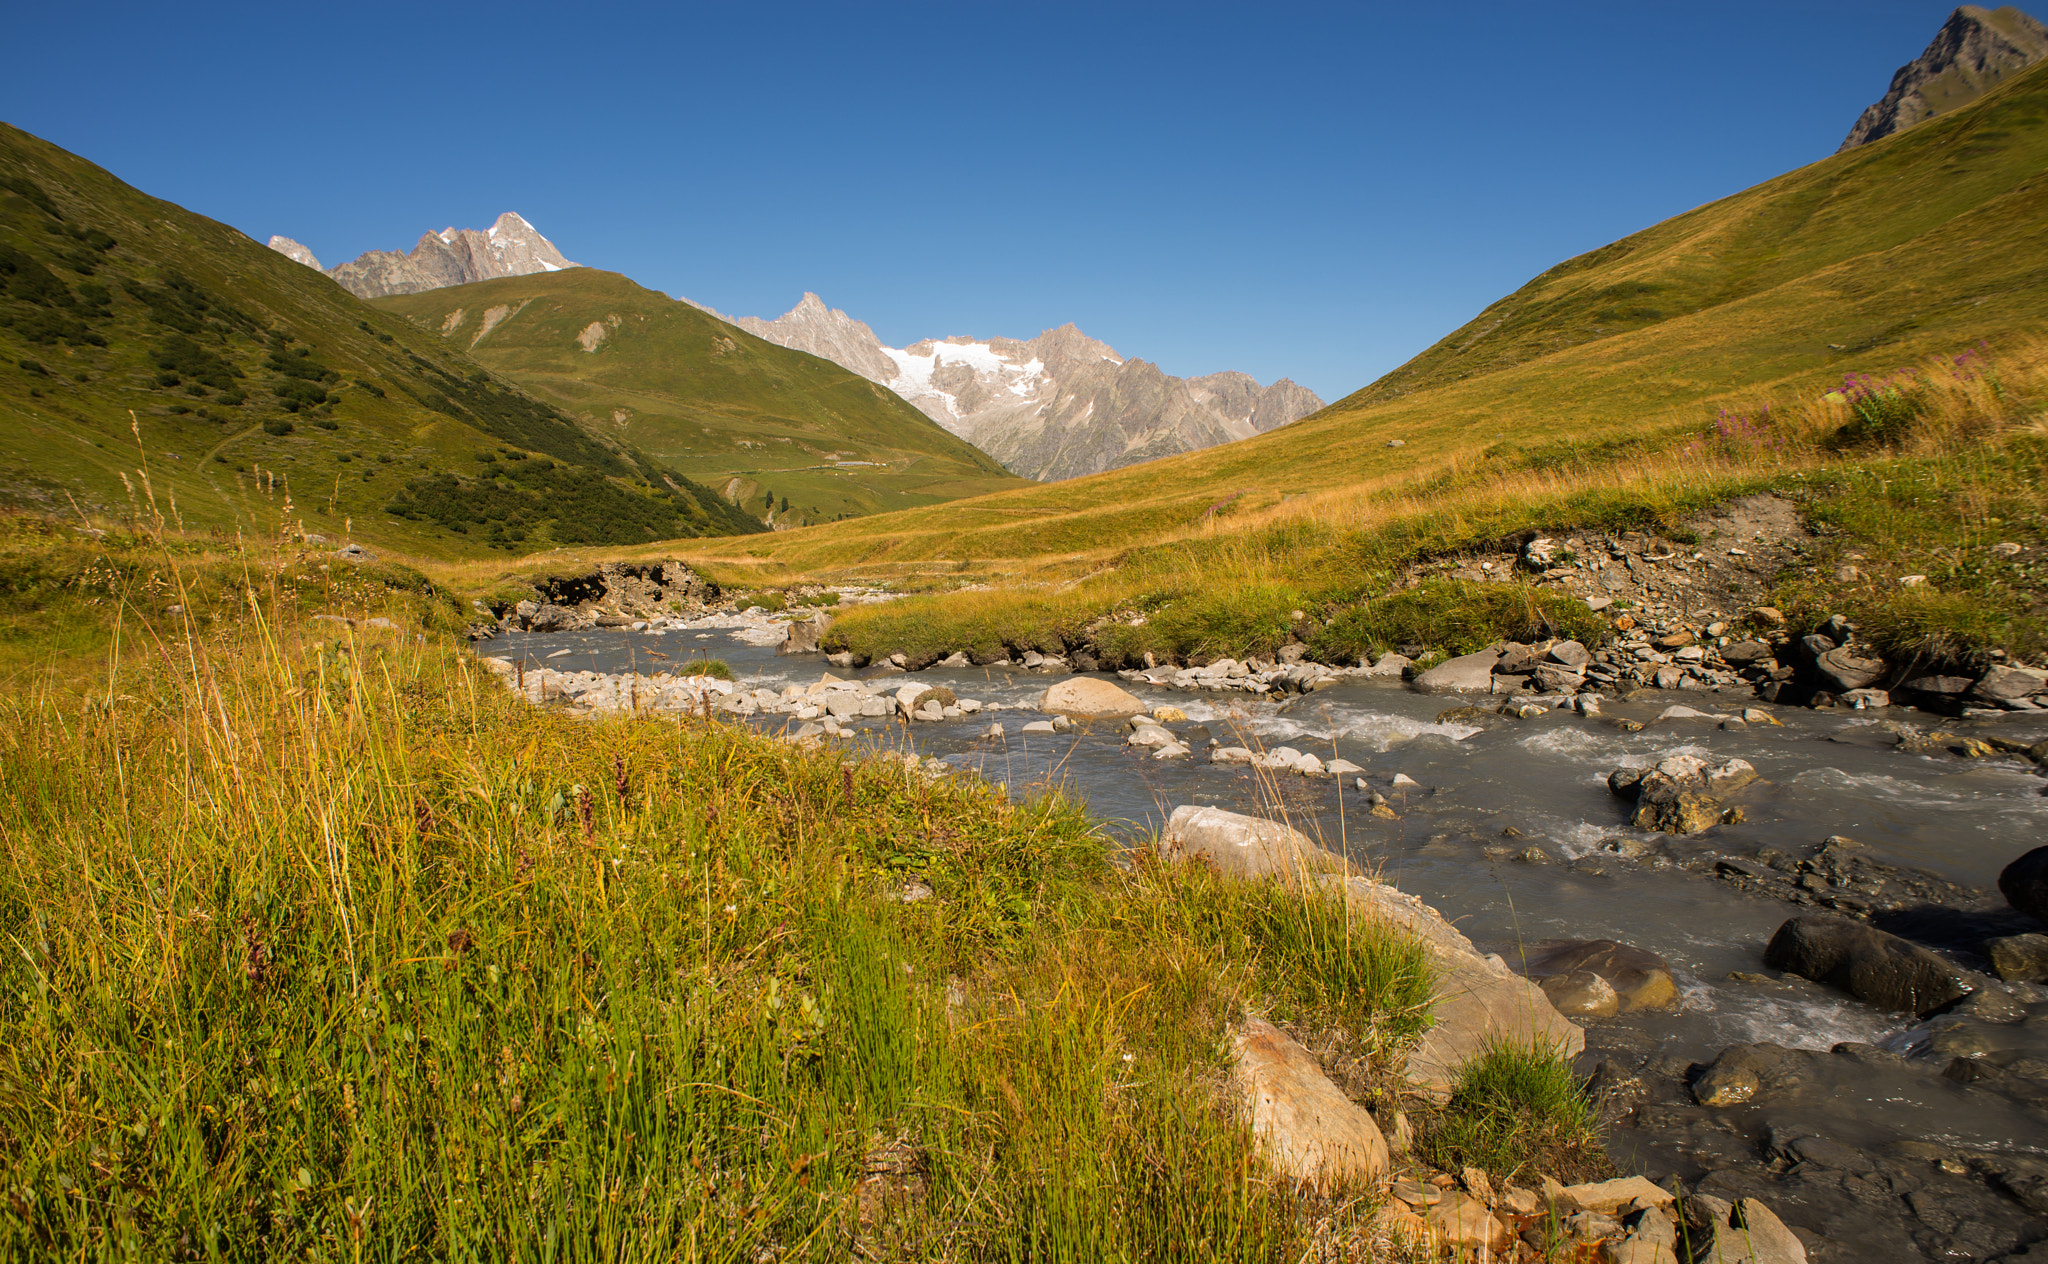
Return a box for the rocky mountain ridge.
[1839,4,2048,151]
[267,212,579,300]
[704,292,1322,482]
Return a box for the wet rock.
[1040,677,1146,719]
[1495,643,1543,674]
[1540,969,1620,1017]
[2000,845,2048,926]
[1525,939,1681,1012]
[1692,1045,1770,1107]
[1763,916,1969,1015]
[1721,640,1775,667]
[1230,1017,1389,1193]
[1534,662,1586,693]
[1898,675,1977,713]
[1160,806,1346,881]
[1610,753,1757,834]
[1985,933,2048,982]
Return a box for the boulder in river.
[1763,916,1969,1016]
[1040,676,1147,719]
[1608,754,1756,834]
[2000,845,2048,927]
[1411,649,1501,694]
[1538,970,1618,1017]
[1231,1017,1389,1194]
[1523,938,1680,1012]
[1985,933,2048,982]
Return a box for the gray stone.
[1721,640,1774,667]
[1548,639,1592,669]
[2000,845,2048,926]
[1318,875,1583,1098]
[1533,662,1586,693]
[334,543,376,562]
[1815,646,1885,692]
[1041,677,1146,718]
[1973,665,2047,704]
[1412,650,1502,694]
[1763,916,1969,1015]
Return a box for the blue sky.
[4,2,1967,400]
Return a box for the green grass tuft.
[1417,1044,1605,1182]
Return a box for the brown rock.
[1426,1191,1511,1254]
[1540,969,1620,1018]
[1562,1175,1675,1214]
[1230,1018,1389,1194]
[1523,939,1681,1012]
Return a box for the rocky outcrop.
[272,213,580,300]
[1838,5,2048,152]
[265,236,322,270]
[489,559,716,634]
[698,294,1323,481]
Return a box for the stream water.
[485,623,2048,1258]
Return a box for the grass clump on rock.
[1417,1043,1605,1182]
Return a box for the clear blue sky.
[4,2,1971,400]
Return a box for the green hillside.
[374,271,1027,528]
[0,122,759,557]
[685,57,2048,573]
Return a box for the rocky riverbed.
[476,609,2048,1261]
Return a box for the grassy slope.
[0,518,1509,1259]
[374,271,1027,527]
[0,121,758,560]
[677,59,2048,575]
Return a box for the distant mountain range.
[1839,4,2047,150]
[268,213,578,300]
[703,293,1324,482]
[271,221,1324,483]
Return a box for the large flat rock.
[1411,649,1501,694]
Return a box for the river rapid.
[485,621,2048,1260]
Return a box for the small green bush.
[261,419,293,436]
[679,658,733,680]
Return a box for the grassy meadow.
[662,337,2046,673]
[0,515,1617,1261]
